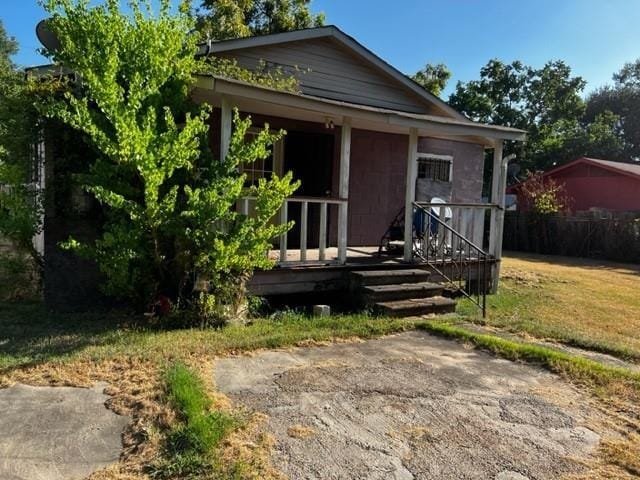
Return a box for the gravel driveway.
[215,331,601,480]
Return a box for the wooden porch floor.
[270,246,405,266]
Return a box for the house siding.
[217,37,435,114]
[347,131,484,246]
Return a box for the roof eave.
[195,74,526,143]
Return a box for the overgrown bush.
[41,0,299,323]
[0,24,46,283]
[519,171,571,215]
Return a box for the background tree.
[449,59,625,172]
[586,58,640,161]
[411,63,451,97]
[42,0,298,323]
[0,21,17,69]
[197,0,325,40]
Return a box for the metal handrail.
[412,202,489,317]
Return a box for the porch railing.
[240,196,347,265]
[412,202,497,317]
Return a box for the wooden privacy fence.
[503,211,640,263]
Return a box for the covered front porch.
[193,75,525,294]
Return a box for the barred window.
[417,155,453,182]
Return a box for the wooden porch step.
[375,296,457,317]
[363,282,444,302]
[350,269,431,286]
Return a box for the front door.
[284,130,335,248]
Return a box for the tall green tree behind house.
[197,0,325,40]
[449,59,625,171]
[41,0,298,322]
[411,63,451,97]
[586,58,640,161]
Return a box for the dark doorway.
[283,131,335,249]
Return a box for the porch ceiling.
[192,75,526,146]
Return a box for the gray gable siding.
[218,38,437,114]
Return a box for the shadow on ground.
[0,302,135,368]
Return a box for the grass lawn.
[2,251,640,478]
[457,252,640,361]
[0,302,418,371]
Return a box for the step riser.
[351,269,456,317]
[350,269,431,288]
[356,273,431,287]
[365,287,444,303]
[376,302,456,317]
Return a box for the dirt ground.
[215,331,607,480]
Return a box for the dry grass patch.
[458,252,640,361]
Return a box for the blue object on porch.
[429,209,439,235]
[413,208,426,238]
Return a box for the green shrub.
[41,0,299,321]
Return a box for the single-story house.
[35,25,525,315]
[508,157,640,213]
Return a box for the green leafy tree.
[449,59,624,170]
[586,58,640,161]
[449,60,530,129]
[42,0,298,321]
[197,0,325,40]
[535,111,625,166]
[0,21,17,70]
[411,63,451,97]
[0,20,44,271]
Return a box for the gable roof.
[197,25,467,120]
[545,157,640,181]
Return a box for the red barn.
[509,157,640,212]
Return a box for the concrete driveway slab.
[215,331,601,480]
[0,383,129,480]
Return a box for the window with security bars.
[417,156,452,182]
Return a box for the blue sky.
[2,0,640,98]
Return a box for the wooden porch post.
[220,95,232,161]
[489,140,506,293]
[337,116,352,263]
[403,128,419,262]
